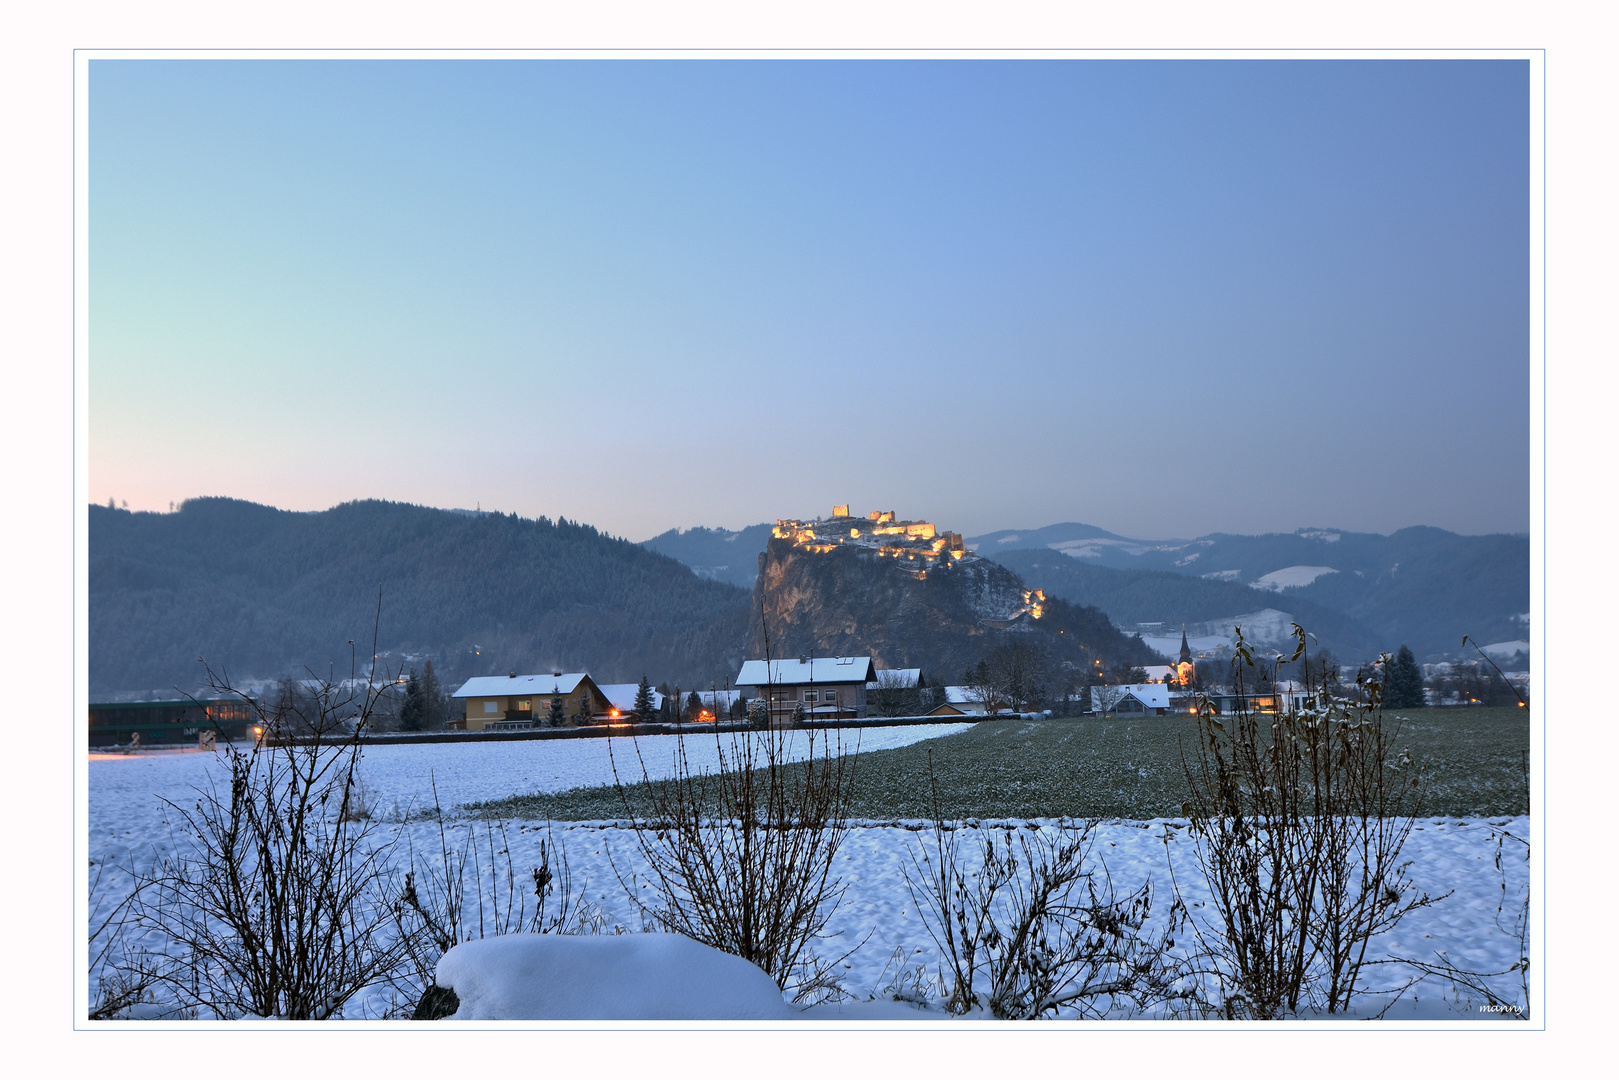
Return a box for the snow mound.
[1251,565,1338,591]
[435,933,795,1020]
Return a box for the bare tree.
[963,659,1004,716]
[869,669,920,718]
[994,638,1049,714]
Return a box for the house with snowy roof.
[451,672,612,731]
[736,656,875,725]
[1092,683,1173,716]
[927,685,1010,716]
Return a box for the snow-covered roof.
[452,673,590,699]
[595,683,666,713]
[1103,683,1172,710]
[736,657,876,687]
[866,668,922,690]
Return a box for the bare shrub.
[123,634,410,1020]
[389,783,600,1003]
[903,754,1188,1019]
[87,861,161,1019]
[608,723,858,1000]
[1177,624,1445,1018]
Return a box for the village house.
[736,655,876,725]
[1094,683,1174,716]
[935,685,1010,716]
[450,672,613,731]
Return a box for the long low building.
[88,697,257,748]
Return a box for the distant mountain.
[968,522,1178,559]
[977,524,1528,662]
[640,524,777,590]
[991,550,1383,662]
[90,499,753,695]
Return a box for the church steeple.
[1179,625,1192,664]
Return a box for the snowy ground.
[88,723,973,822]
[87,725,1531,1022]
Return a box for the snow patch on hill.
[1252,565,1339,591]
[1139,608,1301,656]
[1479,640,1530,662]
[1052,537,1157,559]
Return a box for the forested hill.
[90,499,753,695]
[991,551,1383,661]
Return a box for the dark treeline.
[90,499,753,695]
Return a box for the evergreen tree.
[1079,683,1093,714]
[1385,645,1426,708]
[420,659,445,730]
[632,675,656,723]
[398,669,426,731]
[572,692,593,726]
[685,690,703,722]
[547,694,566,727]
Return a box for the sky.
[89,58,1531,541]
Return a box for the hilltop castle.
[772,505,968,569]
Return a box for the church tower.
[1176,626,1195,685]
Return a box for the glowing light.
[609,708,619,718]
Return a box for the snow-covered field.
[88,723,973,823]
[87,725,1531,1022]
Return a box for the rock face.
[747,537,1158,681]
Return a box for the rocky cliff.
[746,537,1161,682]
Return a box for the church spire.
[1179,625,1192,664]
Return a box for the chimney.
[509,672,516,678]
[553,671,562,677]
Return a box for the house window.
[483,701,498,714]
[803,690,818,702]
[822,689,837,705]
[517,699,531,711]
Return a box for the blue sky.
[89,58,1529,540]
